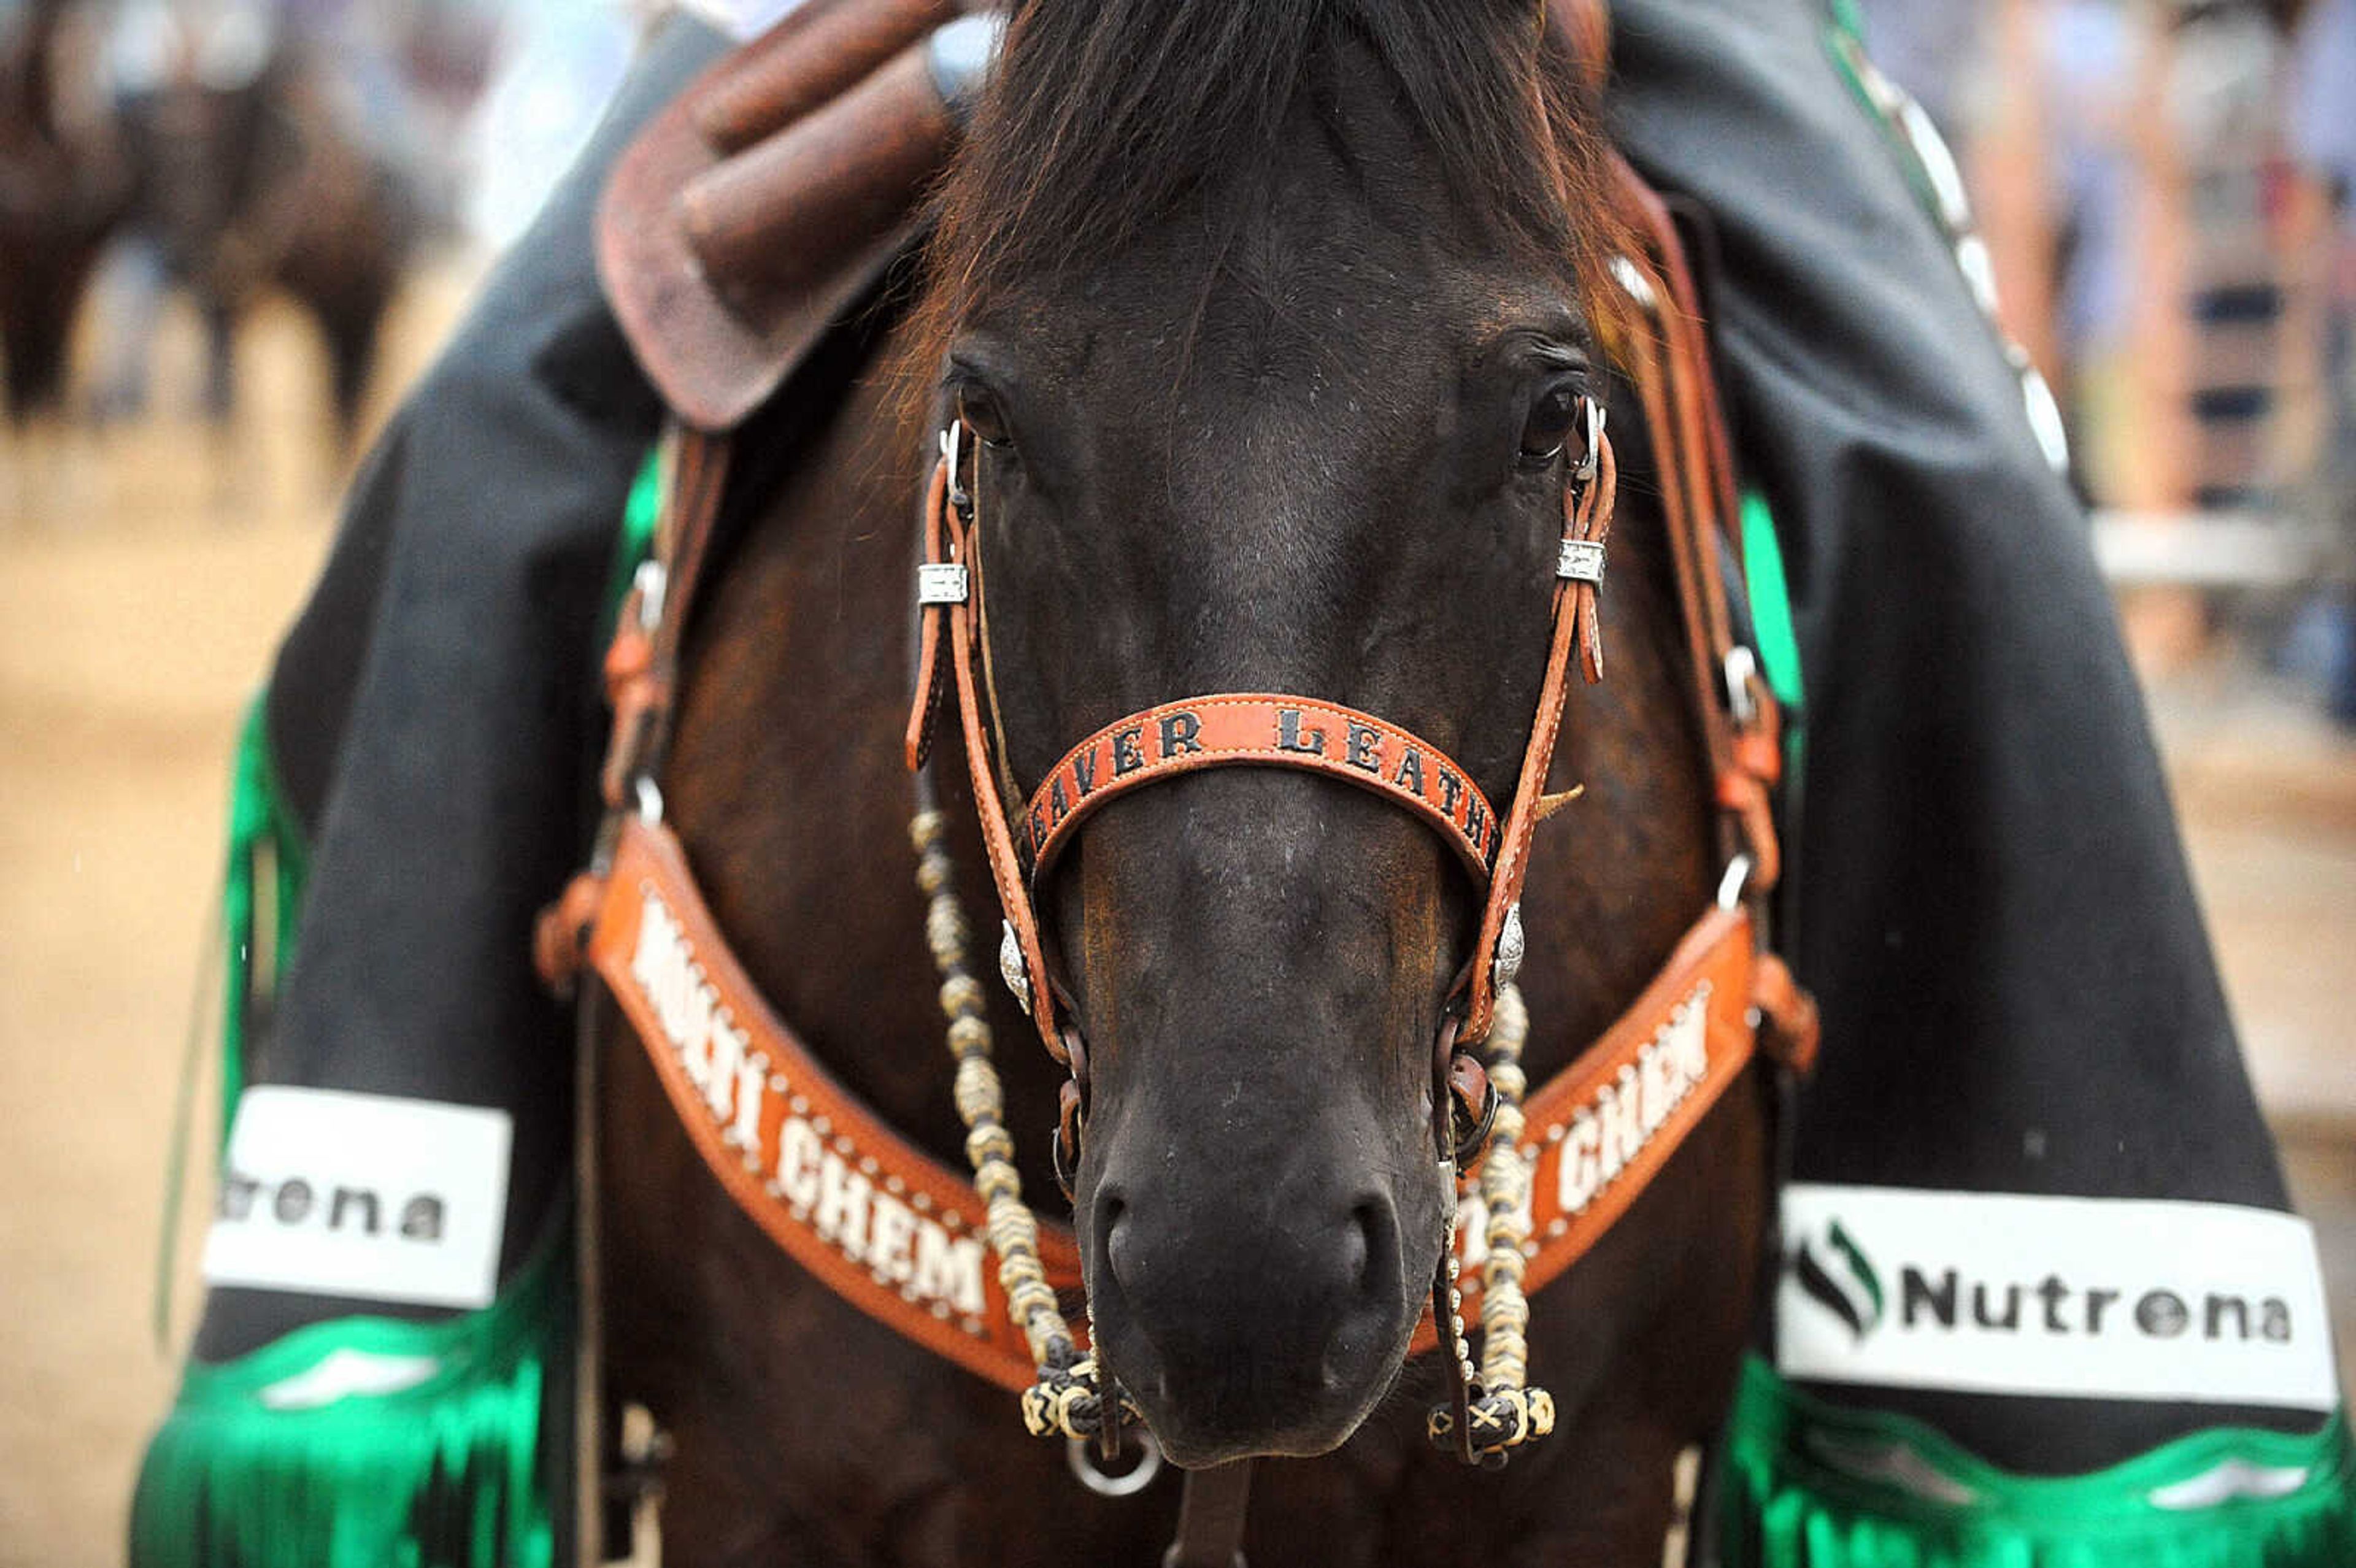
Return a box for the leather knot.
[533,872,608,997]
[1714,770,1782,893]
[1748,952,1819,1075]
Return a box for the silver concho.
[999,919,1033,1016]
[1493,901,1526,993]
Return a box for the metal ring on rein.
[1068,1431,1165,1499]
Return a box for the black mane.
[929,0,1614,315]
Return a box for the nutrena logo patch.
[1793,1216,1884,1340]
[1777,1185,2341,1410]
[202,1088,510,1310]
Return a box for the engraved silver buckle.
[1493,901,1526,992]
[917,563,970,605]
[1557,539,1607,585]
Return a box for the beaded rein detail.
[909,797,1139,1448]
[909,791,1549,1466]
[1427,982,1555,1463]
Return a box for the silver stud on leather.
[999,920,1033,1016]
[1494,902,1526,992]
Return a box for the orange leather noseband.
[1017,695,1503,889]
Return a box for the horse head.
[919,0,1623,1466]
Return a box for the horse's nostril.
[1349,1196,1398,1299]
[1097,1190,1134,1286]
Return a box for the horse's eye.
[958,388,1013,449]
[1518,383,1582,467]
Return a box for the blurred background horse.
[0,0,128,420]
[90,0,420,446]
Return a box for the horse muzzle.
[1081,1150,1438,1466]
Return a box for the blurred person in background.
[90,0,282,424]
[2285,0,2356,723]
[1853,0,1985,140]
[0,0,129,420]
[87,0,420,444]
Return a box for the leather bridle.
[899,392,1630,1467]
[904,396,1617,1170]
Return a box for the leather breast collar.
[560,799,1796,1396]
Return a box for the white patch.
[202,1088,511,1310]
[2147,1460,2314,1510]
[258,1348,441,1410]
[1777,1185,2340,1411]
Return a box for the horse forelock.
[923,0,1620,334]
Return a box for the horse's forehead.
[1015,213,1485,435]
[1005,77,1498,393]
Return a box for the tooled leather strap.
[1018,696,1503,890]
[1459,429,1617,1042]
[558,801,1809,1388]
[1603,154,1785,895]
[583,810,1085,1390]
[560,806,1804,1388]
[599,425,733,814]
[906,452,1073,1058]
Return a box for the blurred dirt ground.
[1,269,2351,1567]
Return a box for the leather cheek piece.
[904,457,953,772]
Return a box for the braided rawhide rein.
[908,796,1139,1445]
[910,793,1548,1462]
[1427,982,1557,1461]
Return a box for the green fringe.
[220,694,311,1137]
[156,698,314,1343]
[133,1229,569,1568]
[1719,1357,2356,1567]
[135,449,658,1562]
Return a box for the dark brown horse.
[599,2,1769,1561]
